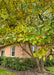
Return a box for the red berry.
[43,24,46,26]
[39,27,42,29]
[13,2,14,5]
[29,8,30,9]
[18,36,21,38]
[46,0,48,2]
[19,10,21,12]
[26,14,28,16]
[40,42,42,44]
[45,31,48,34]
[17,17,20,19]
[46,45,48,47]
[49,0,51,1]
[44,2,45,5]
[39,36,42,38]
[52,54,54,57]
[8,0,10,2]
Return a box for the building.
[0,44,31,58]
[0,44,53,58]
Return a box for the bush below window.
[0,57,37,71]
[0,56,54,71]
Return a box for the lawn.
[0,68,16,75]
[47,67,54,74]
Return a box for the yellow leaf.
[31,0,35,2]
[39,55,42,59]
[38,9,42,14]
[28,9,32,13]
[36,2,40,4]
[33,53,36,57]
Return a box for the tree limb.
[39,14,44,22]
[28,42,33,55]
[19,43,32,57]
[2,0,10,14]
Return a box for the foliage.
[0,0,54,59]
[0,56,6,65]
[45,59,54,66]
[0,56,54,71]
[0,57,37,71]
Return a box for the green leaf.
[13,38,16,41]
[43,56,46,61]
[5,37,9,40]
[49,55,53,60]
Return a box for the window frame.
[31,46,35,52]
[1,49,5,56]
[11,46,15,57]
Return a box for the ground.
[0,66,54,75]
[0,68,16,75]
[46,67,54,74]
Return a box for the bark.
[36,57,41,72]
[19,43,32,57]
[34,45,41,72]
[35,57,46,72]
[19,43,46,72]
[40,58,46,72]
[34,45,46,72]
[39,14,44,22]
[28,42,33,56]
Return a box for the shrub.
[0,56,54,71]
[0,56,6,65]
[45,60,54,66]
[0,57,37,70]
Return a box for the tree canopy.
[0,0,54,58]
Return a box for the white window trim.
[11,46,15,57]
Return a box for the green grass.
[47,67,54,74]
[0,68,16,75]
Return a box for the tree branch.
[28,42,33,55]
[19,43,32,57]
[39,14,44,22]
[2,0,10,14]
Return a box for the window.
[31,46,35,52]
[11,47,15,57]
[1,50,4,56]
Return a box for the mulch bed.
[0,66,54,75]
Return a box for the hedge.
[0,56,54,71]
[45,60,54,66]
[0,56,37,71]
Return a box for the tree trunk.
[20,43,46,72]
[40,58,46,72]
[35,57,45,72]
[36,57,41,72]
